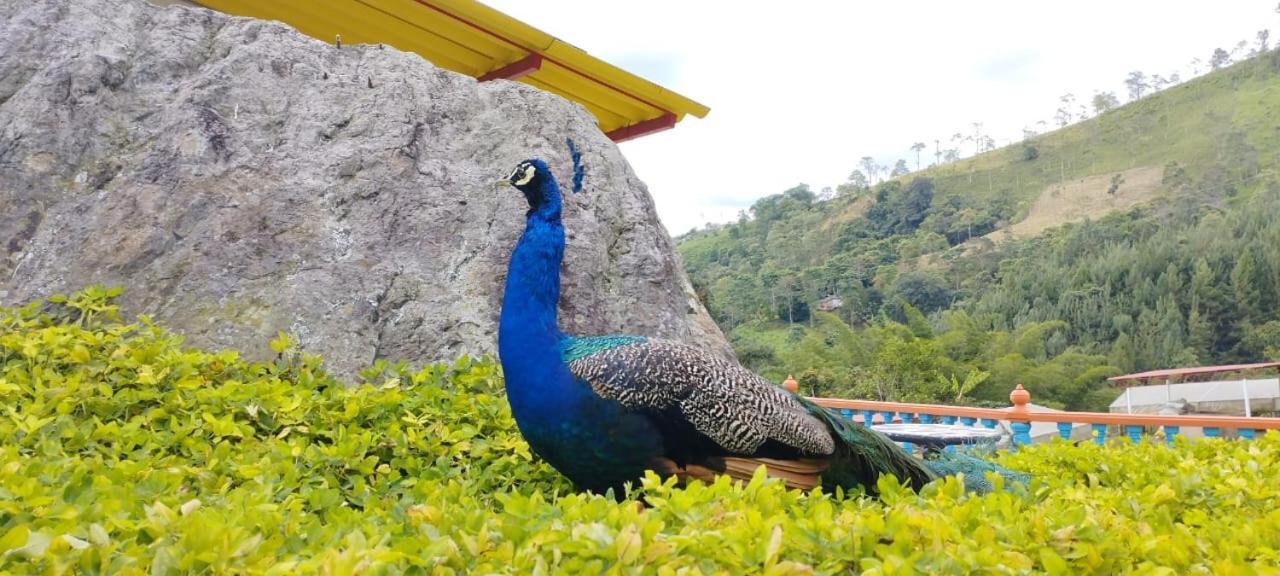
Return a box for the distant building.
[816,295,844,312]
[1108,378,1280,417]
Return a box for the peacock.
[496,157,1022,498]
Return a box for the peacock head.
[504,158,561,214]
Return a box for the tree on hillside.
[1125,71,1149,101]
[892,271,954,314]
[953,207,986,241]
[910,142,926,170]
[1076,103,1091,122]
[1054,107,1072,128]
[1257,30,1271,54]
[1231,40,1249,60]
[1210,47,1231,70]
[1056,93,1077,127]
[943,148,960,163]
[866,177,936,237]
[970,123,984,155]
[933,139,942,167]
[846,169,870,190]
[1231,248,1267,320]
[1091,91,1120,114]
[859,156,881,184]
[891,159,910,177]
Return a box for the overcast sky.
[486,1,1278,235]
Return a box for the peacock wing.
[562,336,835,457]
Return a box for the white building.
[1108,378,1280,417]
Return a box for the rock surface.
[0,0,731,380]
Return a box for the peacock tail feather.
[796,396,1028,495]
[565,138,584,193]
[793,395,937,493]
[922,449,1029,493]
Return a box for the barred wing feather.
[563,337,835,457]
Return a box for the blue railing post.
[940,415,958,425]
[1057,422,1073,440]
[1203,427,1220,438]
[1011,422,1032,447]
[960,416,977,427]
[897,412,915,452]
[1125,425,1143,443]
[1239,429,1256,440]
[1162,425,1179,444]
[1091,423,1106,445]
[879,410,894,425]
[981,418,998,429]
[863,411,874,427]
[841,409,854,422]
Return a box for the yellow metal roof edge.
[545,39,710,119]
[430,0,709,120]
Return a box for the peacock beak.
[493,178,512,190]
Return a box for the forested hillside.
[677,50,1280,411]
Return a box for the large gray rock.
[0,0,730,380]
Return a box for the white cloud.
[485,1,1277,234]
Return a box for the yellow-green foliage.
[3,290,1280,574]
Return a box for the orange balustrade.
[806,383,1280,446]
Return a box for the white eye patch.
[513,164,536,186]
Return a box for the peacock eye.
[512,163,537,186]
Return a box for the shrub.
[2,289,1278,574]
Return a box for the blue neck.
[499,179,571,413]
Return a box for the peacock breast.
[511,380,664,494]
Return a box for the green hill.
[677,50,1280,410]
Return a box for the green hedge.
[2,288,1278,574]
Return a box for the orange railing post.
[1008,384,1032,447]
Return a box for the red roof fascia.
[1107,361,1280,384]
[478,53,543,81]
[605,112,677,143]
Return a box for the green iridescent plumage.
[560,335,648,363]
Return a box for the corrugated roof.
[1108,362,1280,383]
[190,0,708,141]
[1108,378,1280,409]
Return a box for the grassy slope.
[680,54,1280,276]
[923,54,1280,225]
